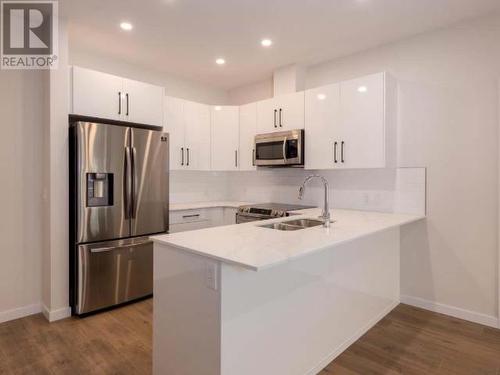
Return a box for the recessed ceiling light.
[120,22,133,31]
[215,58,226,65]
[214,106,222,111]
[261,39,273,47]
[357,86,368,93]
[317,93,326,100]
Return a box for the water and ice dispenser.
[86,173,113,207]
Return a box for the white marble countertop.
[170,201,253,211]
[152,208,425,271]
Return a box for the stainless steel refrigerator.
[69,120,169,315]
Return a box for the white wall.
[42,19,72,321]
[228,14,500,321]
[227,79,273,105]
[0,70,45,322]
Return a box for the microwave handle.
[282,137,287,163]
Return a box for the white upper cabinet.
[238,103,257,171]
[164,96,186,170]
[164,97,211,171]
[71,66,164,126]
[123,78,163,126]
[257,91,304,133]
[305,83,341,170]
[340,72,396,169]
[72,66,123,121]
[305,72,396,170]
[256,97,277,133]
[211,106,240,171]
[184,101,211,171]
[278,91,305,131]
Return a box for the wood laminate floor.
[0,300,499,374]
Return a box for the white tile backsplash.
[170,171,230,204]
[170,167,426,215]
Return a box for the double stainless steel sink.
[259,218,325,231]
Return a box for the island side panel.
[219,228,400,375]
[154,243,222,375]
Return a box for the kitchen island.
[151,208,424,375]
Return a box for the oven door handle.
[282,137,287,163]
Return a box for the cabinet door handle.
[125,93,129,116]
[341,141,345,163]
[279,108,283,127]
[186,148,190,166]
[235,150,238,168]
[252,149,255,166]
[181,147,184,166]
[118,92,121,115]
[182,214,200,219]
[334,141,338,164]
[274,109,277,128]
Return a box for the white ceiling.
[62,0,500,90]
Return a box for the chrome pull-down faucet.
[298,175,331,228]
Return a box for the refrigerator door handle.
[124,146,133,219]
[131,147,138,218]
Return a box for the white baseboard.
[305,300,399,375]
[42,304,72,322]
[0,303,42,324]
[401,295,499,329]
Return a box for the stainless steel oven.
[254,129,304,167]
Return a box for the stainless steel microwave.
[254,129,304,167]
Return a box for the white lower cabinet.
[169,209,210,233]
[223,208,237,225]
[305,72,396,170]
[211,106,240,171]
[168,220,210,233]
[169,207,237,233]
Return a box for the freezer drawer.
[76,237,153,315]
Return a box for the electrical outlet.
[205,262,218,290]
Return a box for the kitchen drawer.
[170,209,208,224]
[169,220,211,233]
